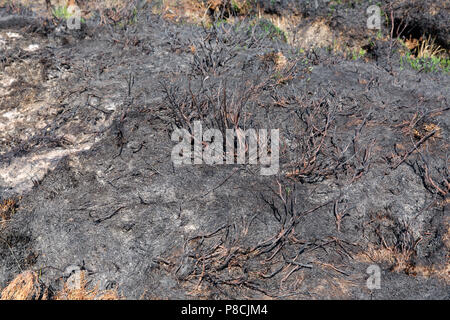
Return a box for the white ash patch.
[0,144,92,194]
[183,223,198,233]
[6,32,22,39]
[0,75,17,97]
[0,75,16,87]
[24,44,40,52]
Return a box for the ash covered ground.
[0,0,448,299]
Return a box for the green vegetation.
[399,36,449,73]
[400,52,450,73]
[232,0,240,12]
[349,47,366,60]
[52,5,85,23]
[255,18,287,42]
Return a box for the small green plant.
[376,30,383,39]
[416,35,445,59]
[401,52,450,73]
[52,5,85,23]
[257,18,287,42]
[215,18,228,28]
[399,35,449,73]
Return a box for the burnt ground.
[0,1,448,299]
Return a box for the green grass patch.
[254,18,287,42]
[52,5,85,23]
[401,52,450,73]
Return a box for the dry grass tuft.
[443,222,450,250]
[54,271,120,300]
[355,245,412,272]
[1,270,121,300]
[260,51,287,70]
[309,277,357,299]
[416,35,445,59]
[1,271,45,300]
[412,123,442,140]
[355,245,449,283]
[0,199,17,227]
[402,35,446,59]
